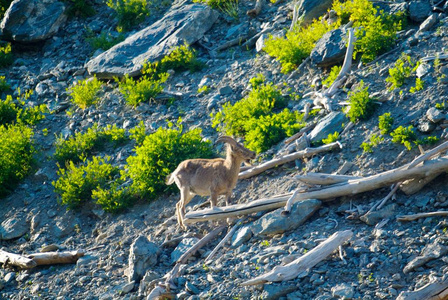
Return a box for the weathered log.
[238,142,342,180]
[241,230,353,286]
[397,275,448,300]
[28,250,84,265]
[247,0,265,17]
[400,173,442,195]
[397,211,448,222]
[295,173,362,185]
[0,249,37,269]
[421,53,448,62]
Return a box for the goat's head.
[215,136,256,164]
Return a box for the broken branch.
[397,211,448,222]
[28,250,84,265]
[0,249,37,269]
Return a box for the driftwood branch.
[205,219,245,264]
[241,230,353,286]
[238,142,342,180]
[397,211,448,222]
[295,173,362,185]
[397,275,448,300]
[0,249,37,269]
[28,250,84,265]
[247,0,265,17]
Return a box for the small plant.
[385,54,419,91]
[197,85,210,94]
[220,0,239,21]
[54,123,127,164]
[68,76,103,109]
[346,81,375,123]
[260,240,270,247]
[418,136,440,145]
[322,131,339,144]
[410,77,424,93]
[435,101,447,110]
[53,156,119,209]
[117,73,167,107]
[360,134,384,153]
[322,65,341,87]
[129,121,146,145]
[86,30,125,51]
[0,123,34,197]
[390,125,417,150]
[91,181,132,212]
[249,73,265,89]
[126,121,214,200]
[64,0,95,18]
[0,43,13,68]
[149,44,204,74]
[106,0,149,32]
[378,113,394,135]
[0,76,10,92]
[0,93,47,126]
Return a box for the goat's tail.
[165,173,175,185]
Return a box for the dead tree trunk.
[28,250,84,266]
[0,249,37,269]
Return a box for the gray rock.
[0,0,67,43]
[256,34,268,53]
[417,120,435,133]
[262,284,298,300]
[296,0,334,25]
[185,281,200,295]
[416,62,432,78]
[4,272,15,284]
[408,1,431,22]
[360,204,397,226]
[419,14,438,32]
[171,237,199,264]
[219,86,233,96]
[121,281,135,294]
[309,111,346,143]
[86,4,219,78]
[311,28,347,67]
[426,107,445,123]
[404,240,448,273]
[231,226,253,248]
[250,199,321,236]
[332,283,354,299]
[0,215,28,240]
[128,235,160,282]
[207,93,220,110]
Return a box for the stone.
[128,235,160,282]
[309,111,347,143]
[262,284,298,300]
[0,215,28,240]
[331,283,354,299]
[207,93,220,110]
[419,14,438,32]
[403,241,448,273]
[185,281,200,295]
[171,237,199,264]
[256,34,268,53]
[296,0,334,25]
[426,107,445,123]
[219,86,233,95]
[416,62,432,78]
[417,120,435,133]
[231,226,253,248]
[360,204,397,226]
[86,4,219,78]
[408,1,431,23]
[250,199,321,236]
[311,28,347,67]
[0,0,67,43]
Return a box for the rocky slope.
[1,0,448,299]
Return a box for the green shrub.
[212,82,304,153]
[385,54,419,91]
[0,93,47,126]
[54,123,127,164]
[391,125,417,150]
[0,123,34,197]
[194,0,238,20]
[378,113,394,135]
[129,120,147,145]
[249,73,265,89]
[410,77,424,93]
[68,76,103,109]
[106,0,149,31]
[53,156,119,209]
[418,136,440,145]
[86,30,125,51]
[0,76,10,93]
[0,43,13,68]
[91,182,132,212]
[346,81,375,123]
[361,134,384,153]
[117,73,168,107]
[126,123,214,199]
[197,85,210,94]
[322,65,341,88]
[322,131,340,144]
[64,0,95,18]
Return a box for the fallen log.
[247,0,264,17]
[0,249,37,269]
[28,250,84,265]
[295,173,362,185]
[238,142,342,180]
[241,230,353,286]
[397,275,448,300]
[397,211,448,222]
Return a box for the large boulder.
[0,215,28,240]
[296,0,334,25]
[311,28,347,67]
[0,0,67,43]
[86,3,219,78]
[128,236,160,282]
[408,1,432,23]
[309,111,347,143]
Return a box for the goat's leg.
[210,191,218,209]
[224,192,232,206]
[178,187,194,230]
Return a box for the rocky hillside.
[1,0,448,299]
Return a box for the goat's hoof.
[281,210,290,217]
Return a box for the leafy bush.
[129,121,147,145]
[91,182,132,212]
[361,134,384,153]
[54,123,127,164]
[106,0,149,31]
[0,76,10,93]
[378,113,394,135]
[68,76,103,109]
[0,123,34,197]
[212,82,305,153]
[322,131,340,144]
[410,77,424,93]
[385,54,419,91]
[0,93,48,126]
[197,85,210,94]
[346,81,375,123]
[194,0,239,20]
[249,73,266,89]
[390,125,417,150]
[53,156,119,209]
[64,0,95,18]
[322,65,341,88]
[86,30,125,51]
[117,73,168,107]
[126,123,214,200]
[0,43,13,68]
